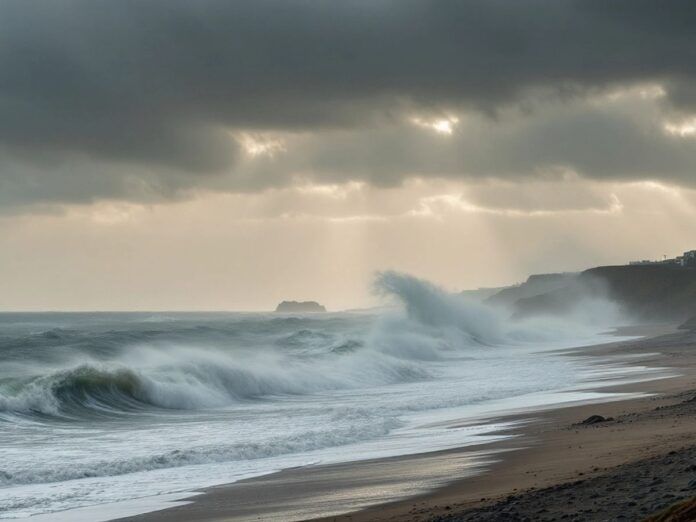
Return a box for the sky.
[2,0,696,311]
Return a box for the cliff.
[460,286,510,301]
[491,265,696,322]
[485,272,579,309]
[581,265,696,320]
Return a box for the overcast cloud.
[2,0,696,209]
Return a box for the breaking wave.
[0,272,611,419]
[0,350,423,417]
[0,341,431,418]
[374,271,505,345]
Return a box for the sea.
[0,272,661,520]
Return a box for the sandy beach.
[115,323,696,522]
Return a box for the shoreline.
[333,323,696,522]
[111,323,695,522]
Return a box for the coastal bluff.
[274,300,326,313]
[487,264,696,322]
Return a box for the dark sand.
[428,397,696,521]
[117,324,696,522]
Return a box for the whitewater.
[0,272,658,520]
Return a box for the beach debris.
[580,414,614,425]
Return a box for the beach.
[114,323,696,522]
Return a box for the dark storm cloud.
[232,90,696,190]
[2,0,696,207]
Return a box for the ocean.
[0,272,655,520]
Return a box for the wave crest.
[0,343,427,417]
[374,271,504,345]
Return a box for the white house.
[682,250,696,267]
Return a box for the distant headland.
[481,247,696,323]
[274,300,326,313]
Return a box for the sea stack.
[275,300,327,313]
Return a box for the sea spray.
[374,270,626,345]
[374,271,505,344]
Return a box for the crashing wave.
[0,271,611,419]
[374,271,505,345]
[0,343,427,417]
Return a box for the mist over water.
[0,273,634,519]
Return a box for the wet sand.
[117,324,696,522]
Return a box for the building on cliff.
[630,249,696,267]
